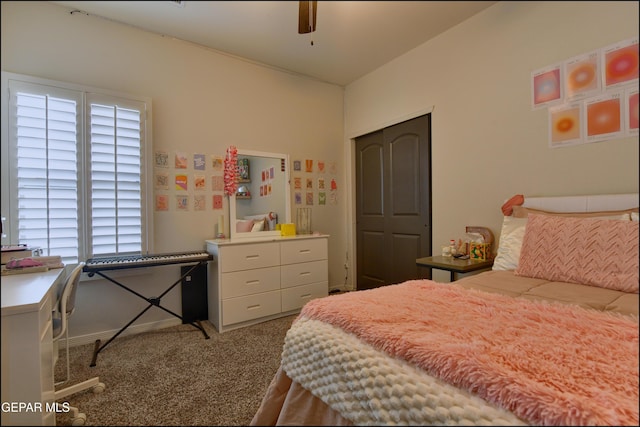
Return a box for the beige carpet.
[54,315,298,426]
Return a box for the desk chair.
[53,262,106,426]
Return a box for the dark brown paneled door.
[355,114,432,290]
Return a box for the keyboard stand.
[88,260,210,367]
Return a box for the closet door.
[355,114,432,290]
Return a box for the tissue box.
[469,242,490,260]
[280,223,296,236]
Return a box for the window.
[1,72,153,264]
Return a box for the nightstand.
[416,256,494,282]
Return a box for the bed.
[251,193,639,426]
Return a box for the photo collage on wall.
[531,36,638,148]
[153,150,225,212]
[291,158,339,207]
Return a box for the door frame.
[345,106,434,291]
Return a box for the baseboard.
[65,318,183,348]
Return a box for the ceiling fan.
[298,1,317,35]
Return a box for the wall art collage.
[152,150,340,212]
[531,36,638,148]
[291,158,339,207]
[153,150,225,212]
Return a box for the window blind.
[89,101,143,256]
[15,91,81,261]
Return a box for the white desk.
[1,268,64,426]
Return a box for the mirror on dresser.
[229,149,291,239]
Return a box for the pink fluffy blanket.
[299,280,639,426]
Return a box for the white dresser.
[205,235,328,332]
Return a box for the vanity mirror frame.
[229,149,291,240]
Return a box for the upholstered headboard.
[522,193,639,212]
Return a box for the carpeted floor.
[54,315,298,426]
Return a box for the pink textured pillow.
[515,214,639,293]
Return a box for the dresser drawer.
[221,266,280,299]
[281,282,328,312]
[222,290,281,326]
[219,242,280,272]
[281,260,328,288]
[280,238,327,265]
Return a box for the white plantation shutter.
[3,73,152,264]
[88,98,144,256]
[12,86,82,262]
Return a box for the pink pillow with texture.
[515,213,639,293]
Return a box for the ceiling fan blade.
[298,1,317,34]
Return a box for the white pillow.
[632,211,639,221]
[251,220,265,232]
[492,216,528,271]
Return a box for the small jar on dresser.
[205,234,329,333]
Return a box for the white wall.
[344,1,639,282]
[1,1,345,343]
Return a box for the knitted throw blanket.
[299,280,639,426]
[283,317,527,425]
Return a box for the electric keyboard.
[84,250,213,366]
[84,251,213,273]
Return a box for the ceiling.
[50,1,497,86]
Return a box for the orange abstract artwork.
[569,64,596,90]
[550,107,581,143]
[587,99,621,136]
[567,60,598,96]
[629,92,639,131]
[605,43,639,87]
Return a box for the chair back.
[53,262,85,341]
